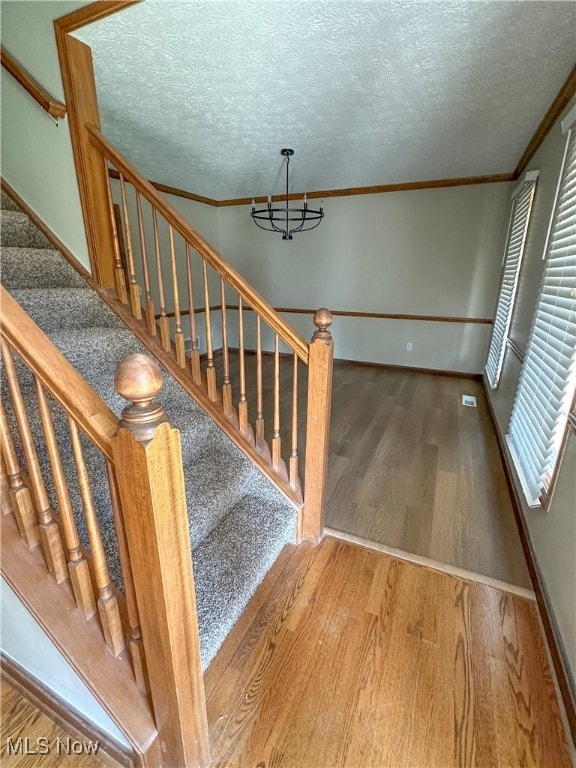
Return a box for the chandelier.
[251,149,324,240]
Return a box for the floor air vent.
[462,394,477,407]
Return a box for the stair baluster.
[34,381,96,617]
[238,296,250,437]
[34,376,68,584]
[203,259,217,401]
[1,340,68,581]
[255,315,265,449]
[0,456,11,514]
[168,225,186,367]
[105,170,128,304]
[0,400,39,547]
[153,208,172,351]
[136,192,157,336]
[272,333,282,471]
[221,277,234,420]
[290,352,299,491]
[68,418,125,656]
[185,243,202,384]
[119,172,142,320]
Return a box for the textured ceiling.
[75,1,576,200]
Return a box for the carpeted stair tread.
[1,191,297,671]
[10,288,123,332]
[46,327,215,453]
[192,492,295,668]
[1,247,87,289]
[1,190,21,212]
[1,210,53,249]
[45,324,277,547]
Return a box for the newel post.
[111,354,210,768]
[302,308,334,541]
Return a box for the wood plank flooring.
[0,681,112,767]
[216,352,531,588]
[205,538,572,767]
[2,540,572,767]
[325,366,531,588]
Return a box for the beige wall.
[487,97,576,685]
[1,1,90,269]
[216,183,512,372]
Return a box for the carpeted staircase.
[0,189,296,669]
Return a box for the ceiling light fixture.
[251,149,324,240]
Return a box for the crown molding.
[514,63,576,178]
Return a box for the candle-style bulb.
[268,194,272,205]
[251,198,255,210]
[304,192,307,203]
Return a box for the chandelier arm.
[252,217,277,232]
[263,199,288,236]
[301,216,324,232]
[268,213,288,237]
[289,204,308,238]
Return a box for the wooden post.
[111,354,210,768]
[54,32,117,288]
[302,309,334,542]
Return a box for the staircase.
[0,188,296,671]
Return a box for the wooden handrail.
[1,46,66,121]
[0,287,117,459]
[86,125,309,363]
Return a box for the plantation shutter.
[486,175,538,388]
[506,119,576,506]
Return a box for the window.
[485,172,538,388]
[506,108,576,507]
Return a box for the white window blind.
[506,121,576,507]
[486,174,538,388]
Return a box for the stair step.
[47,326,214,452]
[1,210,53,249]
[1,247,87,289]
[1,190,21,212]
[10,288,123,333]
[193,492,295,669]
[44,325,265,542]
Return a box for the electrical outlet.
[406,342,413,351]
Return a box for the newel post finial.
[114,353,167,443]
[312,307,333,342]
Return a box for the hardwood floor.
[2,541,572,767]
[215,353,531,588]
[0,681,113,767]
[205,538,572,767]
[325,366,531,588]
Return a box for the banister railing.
[1,289,116,457]
[87,125,309,361]
[0,288,208,766]
[1,46,67,123]
[86,124,333,535]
